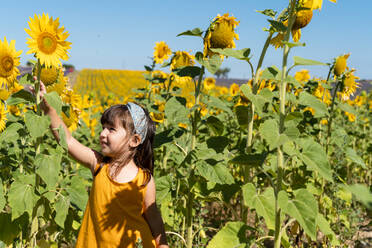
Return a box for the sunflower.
[340,70,359,101]
[0,37,22,87]
[334,53,350,77]
[203,77,216,91]
[62,108,80,131]
[344,111,356,122]
[153,41,171,64]
[170,51,195,70]
[314,83,331,105]
[0,103,7,132]
[25,13,71,68]
[0,88,11,101]
[295,69,311,83]
[230,83,240,96]
[203,13,239,58]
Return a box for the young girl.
[39,82,169,247]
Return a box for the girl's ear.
[129,134,141,148]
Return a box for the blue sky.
[2,0,371,79]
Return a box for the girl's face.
[99,118,129,157]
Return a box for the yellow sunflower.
[344,111,356,122]
[0,37,22,87]
[295,69,311,83]
[340,70,359,101]
[229,83,240,96]
[170,51,195,70]
[314,83,331,105]
[203,77,216,91]
[153,41,171,64]
[334,53,350,77]
[0,88,11,101]
[203,13,239,58]
[25,13,71,68]
[0,103,7,132]
[62,108,80,132]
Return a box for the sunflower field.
[1,0,372,247]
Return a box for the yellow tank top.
[75,164,156,248]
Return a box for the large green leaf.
[44,91,63,115]
[8,174,36,220]
[293,56,327,66]
[343,184,372,209]
[55,195,70,228]
[229,153,266,167]
[204,95,233,115]
[207,136,229,153]
[25,112,50,140]
[35,153,61,187]
[173,66,201,78]
[279,189,318,240]
[6,89,35,105]
[206,116,224,136]
[242,184,276,230]
[316,213,340,246]
[338,102,357,115]
[164,96,188,124]
[296,138,333,182]
[261,66,281,81]
[0,122,23,144]
[155,175,172,202]
[210,48,251,61]
[299,92,328,118]
[195,161,234,185]
[207,221,248,248]
[196,54,222,74]
[259,119,289,150]
[240,84,271,115]
[234,105,249,128]
[66,177,88,211]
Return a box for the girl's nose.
[100,128,108,138]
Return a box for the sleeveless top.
[75,164,156,248]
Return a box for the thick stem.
[326,81,340,154]
[274,1,296,248]
[186,66,204,248]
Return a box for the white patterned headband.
[126,102,148,144]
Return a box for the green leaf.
[196,54,222,74]
[206,116,224,136]
[338,102,357,115]
[177,28,203,37]
[66,177,88,211]
[173,66,201,78]
[256,9,277,18]
[0,122,23,143]
[18,73,34,85]
[209,48,251,61]
[293,56,327,67]
[234,105,249,128]
[240,84,269,115]
[155,175,172,202]
[267,19,287,32]
[207,95,233,115]
[0,213,20,245]
[299,92,328,118]
[164,96,189,124]
[35,153,61,187]
[25,112,50,140]
[207,136,229,153]
[261,66,281,81]
[55,195,70,228]
[57,125,68,150]
[259,119,289,150]
[8,174,36,220]
[195,161,234,185]
[296,138,333,182]
[6,89,35,105]
[44,91,63,114]
[207,221,248,248]
[242,184,276,230]
[0,179,5,211]
[345,147,365,168]
[343,184,372,209]
[316,213,340,246]
[280,189,318,240]
[282,41,306,48]
[229,153,266,167]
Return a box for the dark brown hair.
[100,104,155,186]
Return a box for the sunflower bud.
[334,54,350,76]
[292,9,313,30]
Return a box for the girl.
[38,82,169,248]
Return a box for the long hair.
[100,104,155,186]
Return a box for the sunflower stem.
[274,1,296,247]
[326,81,340,154]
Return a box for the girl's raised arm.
[39,82,102,173]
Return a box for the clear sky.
[2,0,371,80]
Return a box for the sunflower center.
[0,55,14,76]
[37,32,58,54]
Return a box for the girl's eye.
[109,128,116,131]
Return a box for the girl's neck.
[109,159,139,183]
